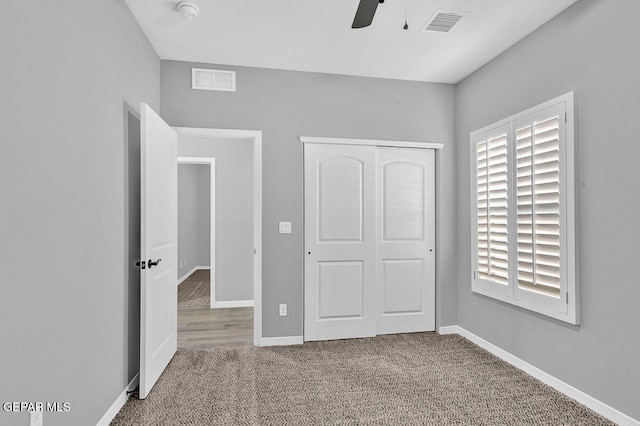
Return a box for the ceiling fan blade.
[352,0,379,29]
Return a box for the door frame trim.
[177,157,216,308]
[300,136,444,150]
[174,127,263,346]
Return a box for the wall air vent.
[421,10,467,34]
[192,68,236,91]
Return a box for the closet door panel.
[304,143,376,341]
[318,157,363,242]
[317,261,364,319]
[376,148,435,334]
[382,161,425,241]
[382,258,425,314]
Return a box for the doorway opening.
[177,157,215,306]
[176,157,253,348]
[175,127,262,347]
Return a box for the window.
[470,92,579,324]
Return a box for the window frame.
[469,92,579,325]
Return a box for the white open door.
[139,103,178,399]
[376,147,435,334]
[304,144,376,341]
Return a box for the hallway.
[178,270,253,349]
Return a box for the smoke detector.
[177,1,200,20]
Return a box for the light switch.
[279,221,292,234]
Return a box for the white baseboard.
[260,336,304,347]
[96,373,139,426]
[212,299,254,309]
[177,266,211,286]
[437,325,461,335]
[438,326,639,426]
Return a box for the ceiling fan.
[352,0,385,29]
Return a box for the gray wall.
[455,0,640,419]
[178,164,211,279]
[178,137,254,302]
[0,1,160,425]
[196,166,212,266]
[162,61,457,337]
[178,165,198,277]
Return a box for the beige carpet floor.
[178,270,210,308]
[112,333,613,425]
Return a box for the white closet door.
[304,144,376,341]
[376,148,435,334]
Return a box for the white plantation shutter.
[476,135,509,285]
[470,92,578,325]
[516,117,561,298]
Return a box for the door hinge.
[566,292,569,304]
[565,111,567,123]
[473,271,477,280]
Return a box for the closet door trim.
[300,136,443,150]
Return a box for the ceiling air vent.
[192,68,236,92]
[421,10,467,34]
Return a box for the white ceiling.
[125,0,578,84]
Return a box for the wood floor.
[177,270,253,349]
[177,269,210,308]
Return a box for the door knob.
[148,258,162,269]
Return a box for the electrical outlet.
[30,409,43,426]
[279,304,287,316]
